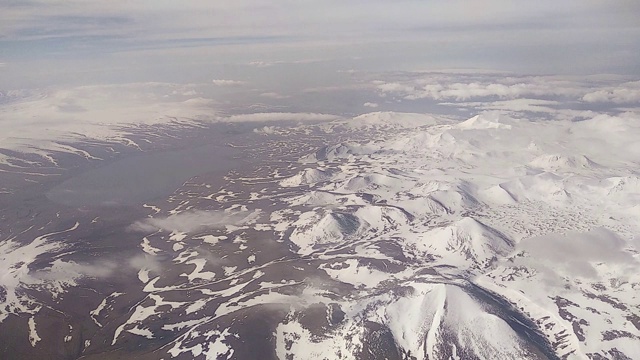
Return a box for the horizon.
[2,1,640,89]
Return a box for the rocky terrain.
[1,77,639,359]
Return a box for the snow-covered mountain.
[1,110,639,359]
[263,112,640,358]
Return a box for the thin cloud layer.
[130,210,261,234]
[0,83,216,165]
[212,79,246,86]
[3,1,638,42]
[582,81,640,104]
[1,73,638,166]
[514,228,638,280]
[374,72,640,120]
[224,112,341,123]
[1,0,639,85]
[377,74,586,101]
[0,81,347,165]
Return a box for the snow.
[0,84,211,165]
[279,168,333,187]
[270,110,640,357]
[403,217,513,270]
[320,259,390,288]
[195,234,227,245]
[185,299,209,315]
[28,317,40,347]
[0,83,346,167]
[346,111,443,129]
[182,258,216,282]
[90,292,123,327]
[127,326,154,339]
[112,294,184,345]
[528,154,599,172]
[10,101,636,357]
[275,315,364,360]
[456,113,513,130]
[141,236,162,255]
[138,268,151,283]
[0,222,79,322]
[168,328,237,359]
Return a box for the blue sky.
[1,0,639,88]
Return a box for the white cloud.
[374,72,640,121]
[0,83,217,165]
[516,228,635,278]
[0,82,348,165]
[447,99,598,121]
[302,84,368,93]
[0,222,156,322]
[248,61,271,67]
[247,59,327,67]
[3,0,638,82]
[130,210,260,234]
[378,76,585,101]
[211,79,245,86]
[224,112,341,122]
[253,125,280,134]
[582,81,640,103]
[3,73,637,167]
[455,99,558,112]
[377,73,637,103]
[259,92,290,99]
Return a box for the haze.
[2,0,640,88]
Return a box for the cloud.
[515,228,637,279]
[0,226,156,321]
[582,81,640,103]
[34,258,120,280]
[211,79,245,86]
[448,99,560,113]
[253,125,280,134]
[381,73,627,101]
[374,72,640,121]
[259,92,290,99]
[448,99,598,121]
[377,76,584,101]
[24,1,623,42]
[2,0,639,82]
[130,209,260,234]
[247,58,327,67]
[0,83,217,165]
[0,81,349,165]
[224,112,341,122]
[3,73,638,166]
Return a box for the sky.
[1,0,640,88]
